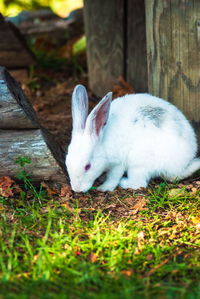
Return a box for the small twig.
[144,259,169,277]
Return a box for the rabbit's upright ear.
[72,85,88,133]
[86,92,112,137]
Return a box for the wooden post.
[0,66,67,183]
[84,0,147,97]
[145,0,200,143]
[127,0,148,92]
[84,0,124,97]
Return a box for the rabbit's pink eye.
[85,164,91,171]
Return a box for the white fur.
[66,85,200,192]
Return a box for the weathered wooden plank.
[0,66,38,129]
[0,66,67,182]
[127,0,148,92]
[0,14,34,69]
[0,129,66,182]
[7,9,83,40]
[84,0,124,97]
[145,0,200,143]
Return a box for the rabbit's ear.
[86,92,112,137]
[72,85,88,132]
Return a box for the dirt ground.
[4,50,200,219]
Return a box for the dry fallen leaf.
[121,269,134,277]
[41,182,58,197]
[0,176,14,197]
[78,196,89,201]
[189,187,199,196]
[130,197,149,214]
[89,253,98,263]
[61,202,71,209]
[146,254,154,261]
[60,185,72,201]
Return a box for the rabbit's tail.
[180,158,200,179]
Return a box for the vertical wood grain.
[145,0,200,142]
[84,0,124,97]
[127,0,148,92]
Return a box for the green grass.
[0,181,199,299]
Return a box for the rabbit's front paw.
[119,178,147,190]
[97,181,118,192]
[119,178,130,189]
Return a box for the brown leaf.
[60,185,72,201]
[89,253,98,263]
[13,184,22,194]
[0,176,14,197]
[41,182,58,197]
[123,197,135,205]
[104,204,117,210]
[146,254,154,261]
[78,196,89,201]
[121,269,134,277]
[130,197,149,214]
[61,202,71,209]
[190,187,198,196]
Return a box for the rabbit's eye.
[85,164,91,171]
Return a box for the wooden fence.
[84,0,200,143]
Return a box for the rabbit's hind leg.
[119,167,149,190]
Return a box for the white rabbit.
[66,85,200,192]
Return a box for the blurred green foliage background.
[0,0,83,17]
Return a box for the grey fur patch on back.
[139,106,166,127]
